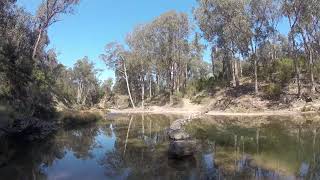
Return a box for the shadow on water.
[0,114,320,179]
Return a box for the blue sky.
[18,0,199,81]
[18,0,289,82]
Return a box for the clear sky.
[17,0,199,81]
[17,0,288,82]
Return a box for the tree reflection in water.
[1,114,320,179]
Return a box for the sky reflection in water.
[0,114,319,180]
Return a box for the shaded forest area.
[1,0,320,135]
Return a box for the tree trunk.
[301,29,315,94]
[149,76,152,98]
[232,59,236,87]
[235,59,239,86]
[254,56,258,94]
[185,64,188,89]
[170,63,174,104]
[211,46,215,77]
[123,62,136,108]
[124,116,133,156]
[293,49,301,97]
[77,82,83,104]
[310,50,315,93]
[32,28,43,59]
[251,40,258,94]
[288,17,301,97]
[141,76,145,109]
[239,60,243,77]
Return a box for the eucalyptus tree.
[72,57,100,106]
[33,0,80,59]
[194,0,251,87]
[126,24,154,108]
[294,0,320,93]
[189,32,207,80]
[150,11,190,97]
[123,11,192,103]
[100,42,136,108]
[282,0,303,97]
[248,0,280,93]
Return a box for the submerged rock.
[168,156,197,170]
[168,140,196,158]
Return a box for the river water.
[0,114,319,180]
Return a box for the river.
[0,114,319,179]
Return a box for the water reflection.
[0,114,320,179]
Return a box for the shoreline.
[107,108,318,117]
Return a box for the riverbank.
[109,107,318,117]
[107,96,320,117]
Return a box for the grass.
[60,110,104,126]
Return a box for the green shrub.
[263,83,282,100]
[171,92,184,107]
[185,81,198,97]
[60,110,102,126]
[272,58,294,85]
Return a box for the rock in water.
[168,130,190,140]
[170,121,182,131]
[168,140,196,158]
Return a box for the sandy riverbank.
[108,107,318,117]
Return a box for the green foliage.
[171,92,184,107]
[271,58,294,85]
[263,83,282,100]
[60,110,102,126]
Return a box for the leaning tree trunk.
[32,28,43,59]
[123,62,136,108]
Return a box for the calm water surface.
[0,114,320,180]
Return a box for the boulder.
[170,121,182,131]
[168,130,190,140]
[168,140,196,158]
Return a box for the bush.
[60,110,102,126]
[271,58,294,85]
[263,83,282,100]
[186,77,218,97]
[171,92,184,107]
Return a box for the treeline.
[2,0,320,117]
[0,0,107,118]
[101,11,209,108]
[194,0,320,98]
[102,0,320,108]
